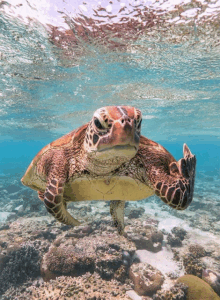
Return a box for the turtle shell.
[21,124,88,191]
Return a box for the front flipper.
[44,179,80,226]
[110,200,125,235]
[155,144,196,210]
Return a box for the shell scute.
[21,124,88,187]
[140,135,158,147]
[50,131,74,147]
[21,143,51,186]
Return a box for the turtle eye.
[94,117,105,130]
[137,118,142,130]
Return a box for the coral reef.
[153,282,188,300]
[171,227,187,241]
[0,245,40,295]
[188,244,207,258]
[172,249,181,261]
[177,275,220,300]
[167,234,182,247]
[129,262,164,296]
[125,206,145,219]
[41,233,136,281]
[2,272,132,300]
[182,253,206,278]
[125,220,163,252]
[167,227,187,248]
[1,190,220,300]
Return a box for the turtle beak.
[97,116,140,152]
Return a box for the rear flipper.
[44,178,80,226]
[110,200,125,235]
[155,144,196,210]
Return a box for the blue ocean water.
[1,56,220,201]
[0,0,220,297]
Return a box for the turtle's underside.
[21,106,196,234]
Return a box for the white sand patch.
[187,227,220,248]
[0,212,11,222]
[157,215,191,233]
[134,247,185,291]
[135,247,184,276]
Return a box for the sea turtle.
[21,106,196,234]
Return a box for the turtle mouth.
[97,145,138,153]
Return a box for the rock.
[202,269,220,296]
[125,222,163,253]
[14,205,24,213]
[129,262,164,296]
[177,275,220,300]
[126,290,143,300]
[6,212,17,222]
[41,233,136,281]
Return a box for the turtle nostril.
[120,117,133,125]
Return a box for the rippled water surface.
[0,0,220,298]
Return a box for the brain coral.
[177,275,220,300]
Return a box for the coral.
[172,249,181,261]
[125,221,163,252]
[182,253,206,278]
[129,262,164,296]
[0,245,40,295]
[153,282,188,300]
[177,275,220,300]
[114,264,128,283]
[167,226,188,247]
[188,244,206,258]
[167,234,182,247]
[65,224,93,238]
[41,233,136,281]
[171,227,187,241]
[2,272,132,300]
[126,207,145,219]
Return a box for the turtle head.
[84,106,142,161]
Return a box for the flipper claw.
[183,143,192,158]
